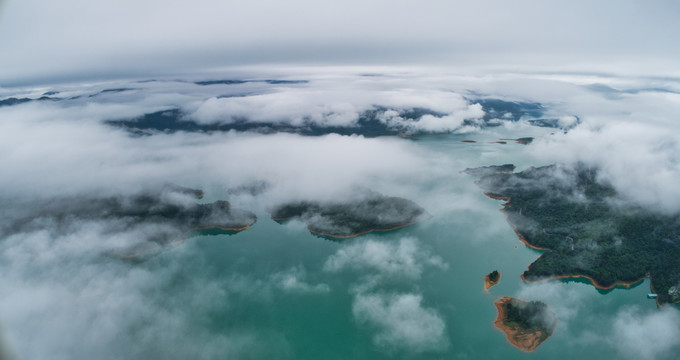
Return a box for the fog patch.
[324,237,447,281]
[608,305,680,360]
[352,292,447,354]
[269,265,330,294]
[515,282,589,332]
[324,237,449,353]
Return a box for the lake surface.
[123,127,662,359]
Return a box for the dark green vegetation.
[105,107,447,137]
[463,164,515,176]
[104,97,574,137]
[193,79,308,86]
[515,137,534,145]
[488,270,500,283]
[0,96,57,107]
[477,164,680,303]
[472,98,578,129]
[503,298,556,338]
[270,192,428,238]
[1,185,256,256]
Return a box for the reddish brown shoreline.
[485,271,501,291]
[271,213,430,239]
[494,297,555,352]
[121,221,255,259]
[309,221,420,239]
[521,273,648,290]
[484,192,510,202]
[483,192,652,293]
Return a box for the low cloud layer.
[324,237,449,353]
[269,266,330,295]
[609,305,680,360]
[528,85,680,214]
[324,236,446,280]
[2,69,680,358]
[352,292,447,353]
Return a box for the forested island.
[1,185,256,258]
[485,270,501,291]
[494,297,557,352]
[270,192,428,238]
[475,164,680,304]
[463,164,515,176]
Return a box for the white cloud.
[609,306,680,360]
[515,282,590,333]
[269,266,330,294]
[323,237,447,281]
[0,92,436,201]
[529,94,680,214]
[190,80,484,131]
[323,237,449,353]
[0,233,284,360]
[352,292,448,353]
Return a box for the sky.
[1,0,680,85]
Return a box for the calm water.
[126,128,663,359]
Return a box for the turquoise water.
[110,128,666,359]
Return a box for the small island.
[485,270,501,291]
[270,191,429,238]
[494,297,557,352]
[499,137,534,145]
[463,164,515,176]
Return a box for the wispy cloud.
[324,237,449,353]
[609,305,680,360]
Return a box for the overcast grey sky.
[1,0,679,85]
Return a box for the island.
[485,270,501,291]
[463,164,515,176]
[494,297,556,352]
[2,186,256,258]
[110,189,257,257]
[476,164,680,304]
[270,192,429,238]
[499,137,534,145]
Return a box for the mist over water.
[1,72,680,359]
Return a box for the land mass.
[485,270,501,291]
[270,192,428,238]
[476,164,680,304]
[463,164,515,176]
[104,98,574,138]
[1,185,256,258]
[494,297,557,352]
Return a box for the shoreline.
[521,272,648,290]
[493,297,555,352]
[308,220,421,239]
[271,214,430,239]
[484,271,501,291]
[483,192,511,202]
[483,192,652,293]
[120,220,255,259]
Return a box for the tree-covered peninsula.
[270,192,428,238]
[475,164,680,304]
